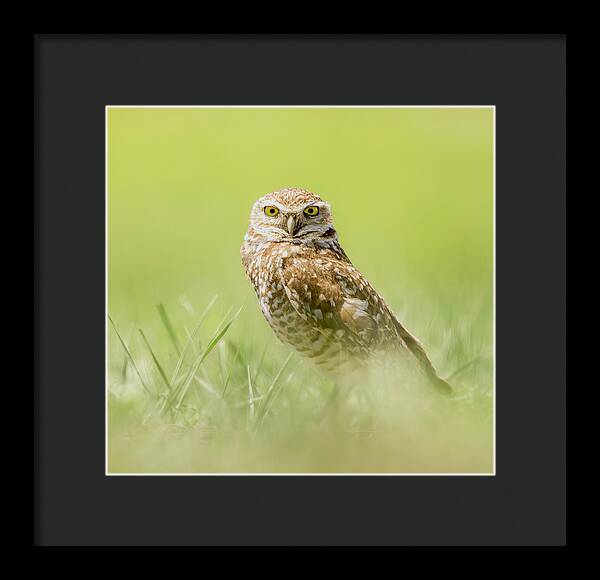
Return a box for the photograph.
[106,106,495,475]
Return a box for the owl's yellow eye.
[264,206,279,217]
[303,206,319,217]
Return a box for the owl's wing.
[280,254,453,393]
[279,256,395,355]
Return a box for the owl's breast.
[244,243,311,335]
[242,242,363,374]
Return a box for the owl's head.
[246,187,335,243]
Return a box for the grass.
[107,293,493,474]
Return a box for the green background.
[108,107,494,474]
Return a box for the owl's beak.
[286,215,299,236]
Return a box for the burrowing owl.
[241,187,452,393]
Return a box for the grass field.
[107,107,494,474]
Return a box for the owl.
[241,187,452,393]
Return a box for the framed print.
[35,34,565,546]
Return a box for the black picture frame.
[34,34,566,546]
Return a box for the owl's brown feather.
[280,250,395,354]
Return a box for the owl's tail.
[392,318,453,395]
[427,354,491,394]
[426,371,454,395]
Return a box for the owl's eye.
[264,206,279,217]
[303,206,319,217]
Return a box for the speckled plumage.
[241,188,451,392]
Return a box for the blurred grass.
[107,107,493,474]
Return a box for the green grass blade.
[108,315,152,396]
[251,344,268,385]
[447,354,484,381]
[255,352,294,428]
[157,303,182,356]
[184,325,201,355]
[169,295,218,386]
[138,328,171,391]
[220,340,242,399]
[171,307,243,416]
[193,376,220,398]
[247,365,255,424]
[217,341,228,386]
[120,357,128,381]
